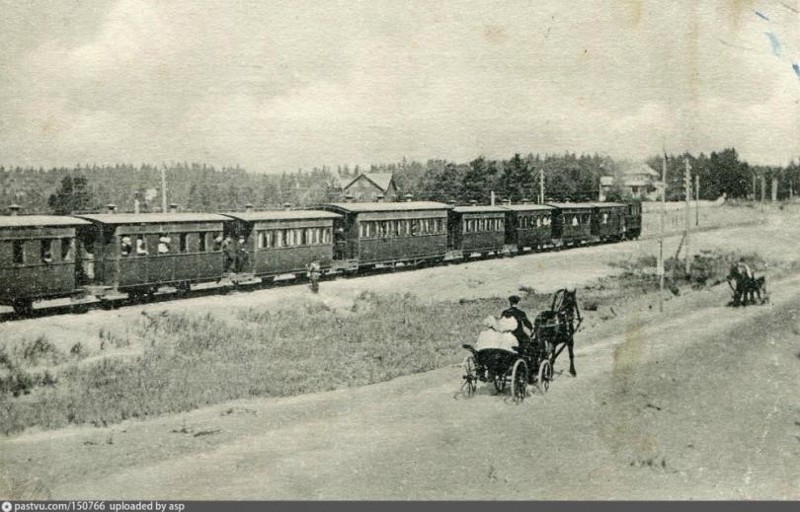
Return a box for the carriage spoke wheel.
[537,360,552,394]
[461,355,477,397]
[511,360,528,403]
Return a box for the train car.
[623,200,642,239]
[502,204,557,251]
[447,205,507,256]
[0,212,91,313]
[315,202,452,268]
[75,211,230,296]
[220,210,340,277]
[546,203,594,246]
[590,202,627,242]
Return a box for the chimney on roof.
[404,193,414,202]
[521,198,530,204]
[376,194,385,202]
[106,204,117,214]
[345,194,354,203]
[283,202,292,210]
[168,203,178,214]
[504,199,512,206]
[244,203,253,213]
[8,204,21,216]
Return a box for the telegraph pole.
[695,174,700,226]
[684,158,691,276]
[539,169,545,204]
[659,152,666,313]
[161,165,168,214]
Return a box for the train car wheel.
[12,299,33,316]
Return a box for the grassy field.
[0,235,787,435]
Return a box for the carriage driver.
[501,295,533,350]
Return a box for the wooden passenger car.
[75,213,230,294]
[502,204,556,250]
[221,210,340,277]
[547,203,595,245]
[315,202,452,267]
[624,200,642,239]
[0,215,90,313]
[448,206,507,255]
[590,202,627,241]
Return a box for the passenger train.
[0,200,641,314]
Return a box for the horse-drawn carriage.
[726,262,769,307]
[460,288,581,402]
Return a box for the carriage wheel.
[511,360,528,403]
[537,360,553,394]
[461,354,477,397]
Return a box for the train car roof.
[589,202,628,208]
[76,213,230,224]
[0,215,92,227]
[501,204,556,212]
[321,201,453,213]
[545,202,597,210]
[451,205,508,214]
[222,210,341,222]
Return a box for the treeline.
[648,148,800,202]
[1,148,797,214]
[0,163,340,214]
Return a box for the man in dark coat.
[501,295,533,351]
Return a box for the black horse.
[534,288,582,377]
[727,266,767,306]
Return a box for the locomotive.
[0,200,641,314]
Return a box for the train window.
[323,228,331,244]
[120,236,133,257]
[61,238,74,261]
[198,233,207,252]
[179,233,188,253]
[286,229,295,247]
[306,228,314,245]
[158,235,171,254]
[602,213,609,224]
[41,239,53,263]
[299,228,307,245]
[212,232,222,251]
[571,216,578,227]
[136,235,149,255]
[12,240,24,264]
[256,231,265,249]
[500,219,504,230]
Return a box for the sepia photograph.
[0,0,799,502]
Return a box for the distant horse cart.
[726,264,769,307]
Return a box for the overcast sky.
[0,0,798,172]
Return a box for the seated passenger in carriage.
[500,295,533,352]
